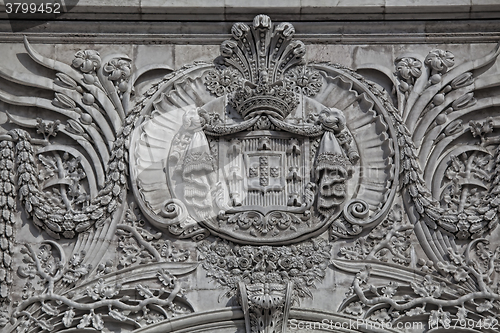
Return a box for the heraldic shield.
[129,15,397,244]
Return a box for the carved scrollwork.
[343,199,370,223]
[340,204,413,265]
[117,204,191,267]
[223,210,307,236]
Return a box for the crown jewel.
[220,15,306,120]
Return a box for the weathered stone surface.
[0,6,499,333]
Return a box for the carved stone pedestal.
[239,281,293,333]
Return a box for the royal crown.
[220,15,306,120]
[230,71,298,120]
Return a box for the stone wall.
[0,2,499,332]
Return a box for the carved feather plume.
[0,38,172,302]
[390,43,500,264]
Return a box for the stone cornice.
[0,20,499,44]
[1,0,498,42]
[0,0,499,21]
[0,0,500,21]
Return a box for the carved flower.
[72,50,101,73]
[453,267,469,282]
[226,256,238,269]
[205,253,219,265]
[429,309,451,327]
[470,118,494,140]
[266,272,283,284]
[62,220,76,231]
[456,230,471,240]
[370,308,391,323]
[381,281,398,298]
[410,275,445,298]
[204,68,241,97]
[217,257,226,268]
[104,58,132,81]
[264,247,279,262]
[253,247,279,272]
[395,57,422,92]
[213,242,231,257]
[395,57,422,82]
[456,307,467,321]
[284,66,323,96]
[238,257,252,270]
[236,245,254,258]
[253,247,267,262]
[425,49,455,74]
[298,243,315,257]
[304,257,316,269]
[477,300,493,312]
[278,257,293,269]
[457,219,470,231]
[251,272,266,284]
[87,279,121,300]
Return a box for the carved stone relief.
[0,14,498,333]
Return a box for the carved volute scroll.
[0,12,499,333]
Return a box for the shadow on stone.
[6,0,80,32]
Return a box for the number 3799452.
[5,2,62,14]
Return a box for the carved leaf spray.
[0,13,497,333]
[0,37,200,331]
[335,32,500,332]
[13,205,196,332]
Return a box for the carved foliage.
[14,239,195,332]
[339,205,413,266]
[342,257,500,330]
[116,204,191,267]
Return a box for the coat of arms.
[130,15,395,244]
